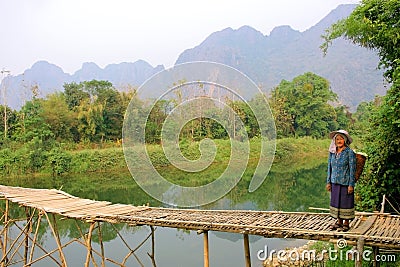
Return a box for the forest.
[0,72,369,175]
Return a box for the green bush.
[69,148,126,173]
[0,148,14,174]
[47,148,72,175]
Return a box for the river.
[0,162,329,266]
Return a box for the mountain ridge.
[175,4,384,109]
[3,60,165,109]
[2,4,385,110]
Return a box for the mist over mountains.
[2,4,385,110]
[2,60,164,109]
[176,4,384,109]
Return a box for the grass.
[0,137,336,180]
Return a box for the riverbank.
[0,137,331,178]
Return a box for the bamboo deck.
[1,185,399,249]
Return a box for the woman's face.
[335,134,346,148]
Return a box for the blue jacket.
[326,146,356,187]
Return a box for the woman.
[326,129,356,232]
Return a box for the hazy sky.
[1,0,360,76]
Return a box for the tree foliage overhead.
[322,0,400,82]
[323,0,400,212]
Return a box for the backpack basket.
[355,152,367,181]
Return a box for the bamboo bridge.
[0,185,399,267]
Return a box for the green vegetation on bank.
[0,137,330,177]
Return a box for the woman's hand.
[326,183,331,192]
[347,186,354,194]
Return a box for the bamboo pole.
[52,213,68,267]
[0,214,35,263]
[24,209,30,265]
[1,199,9,267]
[355,237,365,267]
[380,194,386,213]
[12,214,62,266]
[122,227,153,266]
[28,212,42,265]
[148,225,157,266]
[203,231,209,267]
[85,222,97,267]
[243,233,251,267]
[111,223,132,250]
[24,207,33,265]
[97,222,105,267]
[44,212,67,266]
[133,254,145,267]
[26,240,75,267]
[74,238,125,267]
[372,246,380,267]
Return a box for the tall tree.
[14,99,54,143]
[228,99,259,139]
[0,105,17,143]
[269,72,339,138]
[83,80,124,141]
[76,98,105,142]
[41,93,75,142]
[269,89,296,138]
[145,100,171,143]
[64,82,90,110]
[64,80,125,142]
[322,0,400,211]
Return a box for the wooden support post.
[28,212,42,266]
[27,211,42,266]
[24,207,33,265]
[380,194,386,213]
[203,231,209,267]
[45,213,67,267]
[97,222,105,267]
[1,199,9,267]
[11,215,62,266]
[372,246,380,267]
[148,225,157,267]
[0,213,36,264]
[355,237,365,267]
[85,222,97,267]
[243,233,251,267]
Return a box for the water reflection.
[0,162,329,266]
